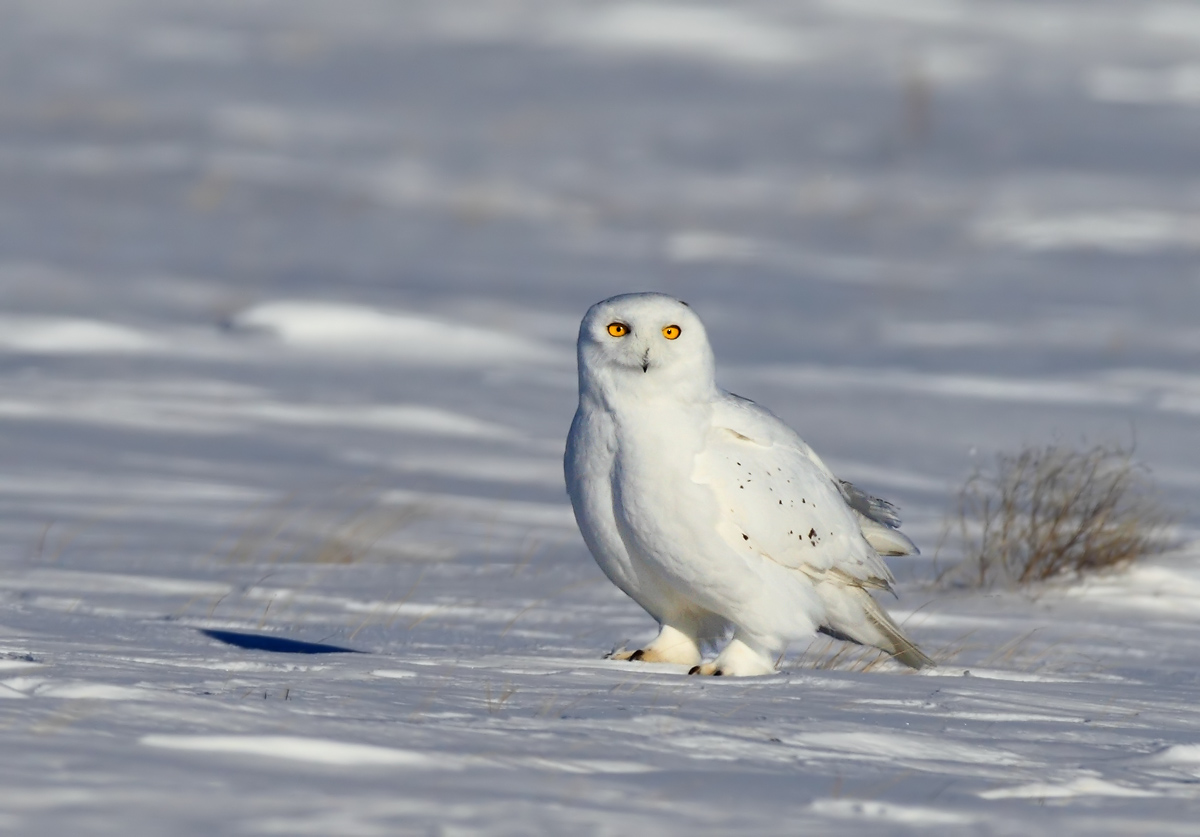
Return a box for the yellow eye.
[607,322,628,337]
[662,325,681,340]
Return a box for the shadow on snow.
[199,629,364,655]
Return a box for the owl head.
[576,292,716,403]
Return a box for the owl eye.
[662,325,681,340]
[607,322,629,337]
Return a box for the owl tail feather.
[860,591,934,669]
[822,587,935,669]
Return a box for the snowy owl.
[564,292,932,676]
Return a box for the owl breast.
[607,402,719,578]
[565,401,640,594]
[566,396,717,616]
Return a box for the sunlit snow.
[2,0,1200,834]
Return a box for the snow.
[0,316,161,354]
[557,5,813,66]
[140,735,439,767]
[232,300,556,365]
[3,0,1200,833]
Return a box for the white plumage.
[564,292,932,676]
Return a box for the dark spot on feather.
[742,533,749,540]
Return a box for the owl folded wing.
[697,394,897,591]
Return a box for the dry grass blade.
[943,443,1169,588]
[223,496,432,566]
[795,636,895,673]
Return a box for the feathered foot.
[688,637,777,677]
[606,624,701,667]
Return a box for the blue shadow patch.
[200,629,363,655]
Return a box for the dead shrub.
[943,443,1169,588]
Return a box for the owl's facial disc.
[578,293,716,398]
[598,319,672,373]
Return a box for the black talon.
[712,670,723,677]
[688,665,701,675]
[630,649,644,661]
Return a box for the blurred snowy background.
[3,1,1200,833]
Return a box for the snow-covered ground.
[3,1,1200,833]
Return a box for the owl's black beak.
[641,349,650,373]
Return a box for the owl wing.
[836,479,919,557]
[695,393,896,590]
